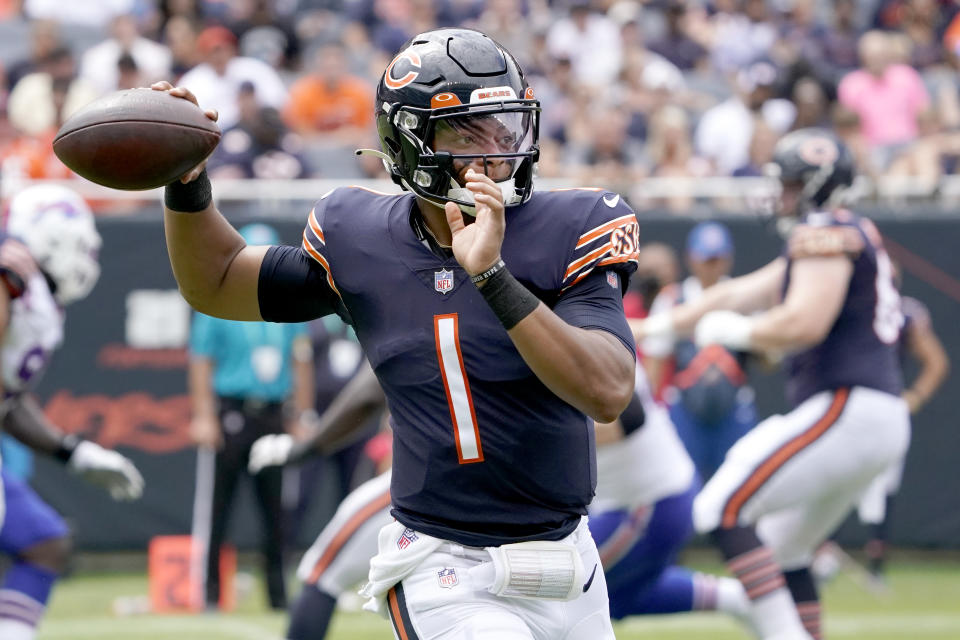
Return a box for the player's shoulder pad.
[788,209,866,260]
[551,188,640,289]
[300,185,401,262]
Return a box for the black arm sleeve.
[618,391,646,435]
[258,245,347,323]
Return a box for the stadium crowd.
[0,0,959,212]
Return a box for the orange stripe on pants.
[388,587,411,640]
[721,389,850,528]
[307,489,392,584]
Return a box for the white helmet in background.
[5,184,101,305]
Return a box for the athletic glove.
[248,434,294,474]
[694,310,754,351]
[68,441,144,501]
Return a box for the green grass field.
[40,554,960,639]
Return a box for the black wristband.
[54,434,81,463]
[164,169,212,212]
[470,259,505,285]
[477,264,539,330]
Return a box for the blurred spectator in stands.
[873,0,947,69]
[178,25,287,130]
[832,103,877,178]
[284,42,373,147]
[695,61,795,175]
[644,105,710,212]
[813,0,861,78]
[885,107,956,192]
[164,15,200,81]
[547,0,622,88]
[364,0,418,56]
[228,0,301,73]
[568,101,644,185]
[733,120,778,177]
[704,0,777,74]
[208,82,307,180]
[80,14,172,94]
[157,0,205,34]
[115,53,142,90]
[23,0,133,28]
[647,0,708,71]
[6,19,61,92]
[790,76,829,130]
[838,30,929,168]
[7,47,97,139]
[466,0,537,70]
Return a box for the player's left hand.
[444,169,505,276]
[249,434,294,474]
[694,310,755,351]
[68,441,145,501]
[0,238,39,280]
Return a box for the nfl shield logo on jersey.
[434,268,454,294]
[437,567,458,588]
[397,527,419,550]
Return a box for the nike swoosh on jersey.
[582,563,598,592]
[602,194,620,208]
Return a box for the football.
[53,88,221,191]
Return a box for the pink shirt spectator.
[838,64,929,147]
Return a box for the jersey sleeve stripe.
[564,242,612,279]
[575,214,636,249]
[300,231,342,300]
[308,208,325,244]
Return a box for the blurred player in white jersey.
[637,128,910,640]
[0,185,143,640]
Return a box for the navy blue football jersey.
[782,210,903,406]
[300,186,639,546]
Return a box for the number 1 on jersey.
[434,314,484,464]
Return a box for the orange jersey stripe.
[307,489,392,584]
[308,208,325,244]
[721,389,850,528]
[301,231,342,299]
[564,242,612,279]
[575,214,636,249]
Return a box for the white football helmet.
[5,184,102,305]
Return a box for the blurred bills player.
[0,185,143,640]
[637,128,910,640]
[157,27,639,639]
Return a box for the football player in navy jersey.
[155,27,639,640]
[637,128,911,640]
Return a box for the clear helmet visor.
[429,109,535,185]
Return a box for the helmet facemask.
[383,99,540,215]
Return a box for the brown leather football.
[53,88,221,191]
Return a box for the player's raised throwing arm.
[156,83,266,319]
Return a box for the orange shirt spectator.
[283,43,373,143]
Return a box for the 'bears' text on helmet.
[373,28,540,214]
[5,185,101,305]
